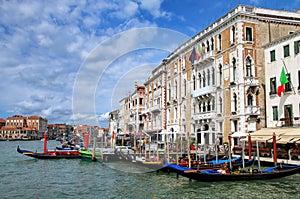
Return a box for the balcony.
[245,106,260,116]
[193,112,216,120]
[149,104,160,112]
[193,85,215,98]
[194,51,214,65]
[244,76,259,87]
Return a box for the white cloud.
[0,0,176,125]
[138,0,170,18]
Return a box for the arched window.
[203,101,206,112]
[193,75,196,90]
[206,40,210,51]
[211,37,214,50]
[203,71,206,87]
[207,100,211,111]
[198,73,202,89]
[212,98,215,111]
[212,68,215,85]
[219,97,223,113]
[247,94,253,106]
[198,101,201,113]
[219,64,222,85]
[218,34,222,51]
[232,58,237,81]
[246,57,252,77]
[207,69,210,86]
[233,93,237,111]
[230,26,236,44]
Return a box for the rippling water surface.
[1,141,300,199]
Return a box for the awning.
[242,128,300,143]
[231,131,247,138]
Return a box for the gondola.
[169,163,300,182]
[17,145,80,159]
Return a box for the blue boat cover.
[210,157,240,164]
[164,163,192,171]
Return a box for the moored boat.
[17,132,80,159]
[79,149,97,161]
[17,145,80,159]
[168,163,300,182]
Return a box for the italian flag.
[277,67,289,97]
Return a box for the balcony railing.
[149,104,160,112]
[245,106,260,115]
[193,85,215,98]
[244,76,259,87]
[193,112,216,120]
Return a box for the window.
[198,102,201,113]
[284,45,290,57]
[232,58,237,81]
[193,75,196,90]
[207,100,211,111]
[219,64,222,85]
[212,98,215,111]
[270,77,277,95]
[203,102,206,112]
[272,106,278,121]
[206,40,210,51]
[198,73,202,88]
[211,37,214,50]
[233,93,237,112]
[285,73,292,92]
[246,57,252,77]
[207,69,210,86]
[246,27,253,41]
[217,34,222,51]
[230,26,236,45]
[247,94,253,106]
[270,50,276,62]
[233,120,238,132]
[294,40,300,55]
[203,71,206,87]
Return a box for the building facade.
[0,115,48,140]
[264,31,300,128]
[144,5,300,146]
[115,5,300,148]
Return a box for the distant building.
[0,115,47,140]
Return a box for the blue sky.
[0,0,299,127]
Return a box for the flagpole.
[281,59,296,95]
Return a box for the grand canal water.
[1,140,300,199]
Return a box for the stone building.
[141,5,300,146]
[143,60,167,142]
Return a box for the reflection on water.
[1,140,300,199]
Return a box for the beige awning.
[242,128,300,143]
[276,136,297,144]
